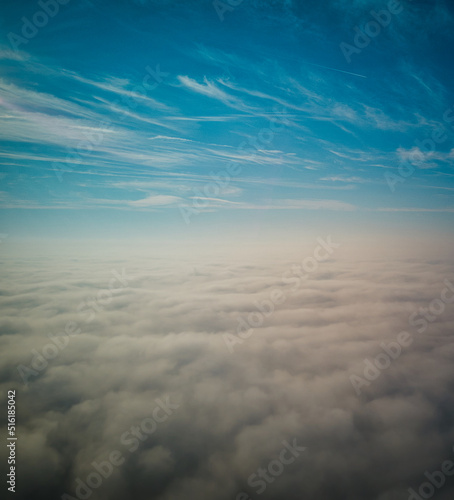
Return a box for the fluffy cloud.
[1,251,454,500]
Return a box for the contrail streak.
[306,62,367,79]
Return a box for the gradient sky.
[2,4,454,499]
[1,0,454,243]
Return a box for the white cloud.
[129,195,182,207]
[1,252,454,499]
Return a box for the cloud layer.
[1,249,454,500]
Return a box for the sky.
[2,3,454,500]
[1,0,454,248]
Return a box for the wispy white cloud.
[320,176,367,183]
[129,195,183,207]
[185,198,357,211]
[64,71,173,112]
[377,206,454,213]
[177,75,254,114]
[396,147,454,170]
[0,48,30,61]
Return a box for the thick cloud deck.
[1,254,454,500]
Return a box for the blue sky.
[1,0,454,243]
